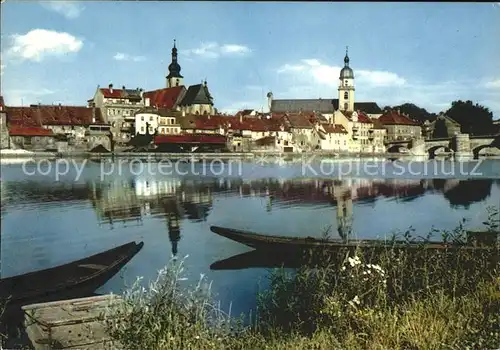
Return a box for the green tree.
[433,118,449,138]
[384,103,438,123]
[445,100,494,136]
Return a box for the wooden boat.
[210,226,498,252]
[0,241,144,307]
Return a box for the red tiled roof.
[341,110,373,124]
[5,106,104,126]
[143,86,186,109]
[378,110,420,126]
[285,113,314,129]
[8,126,54,136]
[179,114,290,133]
[99,88,142,99]
[322,124,348,134]
[371,118,386,130]
[155,133,226,144]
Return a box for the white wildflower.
[341,266,346,271]
[195,335,200,339]
[348,255,361,267]
[348,295,361,307]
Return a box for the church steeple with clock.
[338,46,355,112]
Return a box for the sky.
[1,1,500,118]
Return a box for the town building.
[134,108,182,135]
[284,113,321,151]
[87,84,145,144]
[178,81,216,115]
[378,109,422,141]
[315,123,349,152]
[4,105,111,151]
[333,110,379,153]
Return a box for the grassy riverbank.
[103,214,500,350]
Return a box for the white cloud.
[40,1,84,19]
[220,44,251,55]
[181,42,251,59]
[485,79,500,89]
[357,70,406,87]
[7,29,83,62]
[113,52,146,62]
[277,59,406,87]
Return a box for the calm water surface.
[1,158,499,316]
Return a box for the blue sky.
[1,1,500,118]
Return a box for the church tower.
[166,39,184,88]
[338,47,355,112]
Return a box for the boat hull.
[210,226,498,252]
[1,241,143,323]
[1,241,143,343]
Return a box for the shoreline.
[1,149,498,160]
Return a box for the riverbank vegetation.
[104,209,499,349]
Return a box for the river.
[1,157,499,316]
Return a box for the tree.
[433,118,449,138]
[383,103,438,123]
[444,100,494,136]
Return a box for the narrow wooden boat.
[0,241,144,306]
[210,226,498,251]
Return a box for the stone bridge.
[385,134,500,158]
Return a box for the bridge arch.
[387,144,410,153]
[427,145,453,159]
[472,144,500,158]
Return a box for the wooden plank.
[24,295,123,327]
[25,320,123,349]
[23,295,125,350]
[22,295,117,311]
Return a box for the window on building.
[141,116,144,121]
[344,91,348,100]
[150,116,153,122]
[176,79,179,87]
[141,126,144,132]
[344,103,348,110]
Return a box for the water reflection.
[2,177,496,252]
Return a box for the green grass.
[102,209,499,349]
